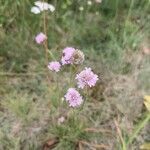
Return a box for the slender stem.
[41,0,56,84]
[54,72,59,100]
[114,119,127,150]
[69,66,72,86]
[42,0,56,62]
[127,113,150,145]
[47,49,56,60]
[43,0,48,65]
[80,87,88,110]
[0,72,45,76]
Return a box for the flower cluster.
[35,32,47,44]
[61,47,75,65]
[65,88,83,107]
[46,47,98,107]
[61,47,85,65]
[34,41,98,107]
[32,2,99,108]
[31,1,55,14]
[47,47,98,107]
[48,61,61,72]
[76,67,99,89]
[47,47,85,74]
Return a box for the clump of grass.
[2,92,38,123]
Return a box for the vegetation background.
[0,0,150,149]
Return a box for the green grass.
[0,0,150,149]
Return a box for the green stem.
[122,140,127,150]
[80,87,88,110]
[47,49,56,60]
[127,113,150,145]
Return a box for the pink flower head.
[35,32,47,44]
[61,47,75,65]
[65,88,83,107]
[76,67,99,89]
[48,61,61,72]
[58,116,65,124]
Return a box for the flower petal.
[31,6,41,14]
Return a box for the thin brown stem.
[79,140,109,150]
[84,128,112,134]
[43,0,48,65]
[42,0,54,84]
[114,119,127,150]
[0,72,45,77]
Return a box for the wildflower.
[65,88,83,107]
[76,67,99,89]
[79,6,84,11]
[87,1,92,5]
[31,6,41,14]
[35,1,55,12]
[61,47,84,65]
[61,47,75,65]
[72,49,85,64]
[58,116,65,124]
[35,32,47,44]
[48,61,61,72]
[31,1,55,14]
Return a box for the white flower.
[34,1,55,12]
[79,6,84,11]
[87,0,92,5]
[31,6,41,14]
[48,4,55,12]
[31,1,55,14]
